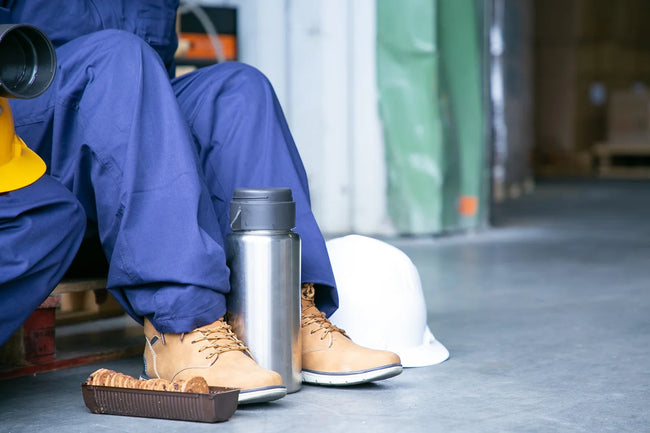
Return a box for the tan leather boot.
[301,283,403,385]
[142,317,286,404]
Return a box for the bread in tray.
[86,368,210,394]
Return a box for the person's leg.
[10,30,285,402]
[10,29,228,334]
[0,175,85,346]
[172,62,339,316]
[172,63,402,385]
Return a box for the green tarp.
[377,0,487,234]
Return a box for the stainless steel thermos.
[226,187,302,393]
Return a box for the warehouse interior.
[2,1,650,431]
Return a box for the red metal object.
[21,296,60,364]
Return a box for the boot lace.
[301,283,348,340]
[302,312,348,340]
[189,320,249,360]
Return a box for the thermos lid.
[230,187,296,231]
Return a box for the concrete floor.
[1,179,649,432]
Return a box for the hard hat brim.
[0,136,46,193]
[395,326,450,368]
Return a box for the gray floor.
[1,179,649,432]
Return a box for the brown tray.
[82,384,239,423]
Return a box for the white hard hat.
[327,235,449,367]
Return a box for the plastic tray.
[81,384,239,423]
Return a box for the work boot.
[142,317,286,404]
[301,283,403,385]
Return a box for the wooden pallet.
[53,278,124,325]
[592,141,650,178]
[52,278,107,295]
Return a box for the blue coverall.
[0,176,86,345]
[0,1,338,340]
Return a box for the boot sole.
[238,385,287,404]
[140,373,286,404]
[301,363,403,386]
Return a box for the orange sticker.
[458,195,478,216]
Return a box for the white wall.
[185,0,394,235]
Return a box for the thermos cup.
[226,187,302,393]
[0,24,57,99]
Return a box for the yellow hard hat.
[0,97,46,193]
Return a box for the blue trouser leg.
[11,30,229,333]
[172,63,338,316]
[0,175,86,346]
